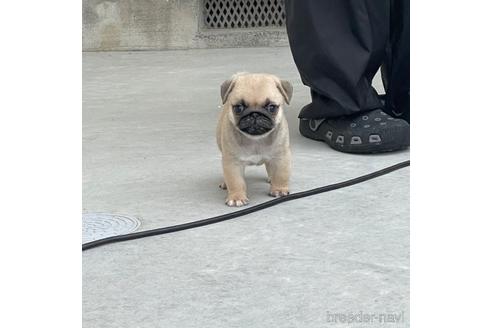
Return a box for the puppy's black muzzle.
[238,111,274,136]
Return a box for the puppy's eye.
[265,104,279,113]
[233,104,245,114]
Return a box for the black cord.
[83,160,410,251]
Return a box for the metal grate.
[204,0,286,29]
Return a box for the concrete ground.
[83,47,409,328]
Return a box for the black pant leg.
[285,0,391,119]
[381,0,410,122]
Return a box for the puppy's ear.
[277,80,293,105]
[220,79,235,104]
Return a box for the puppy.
[216,73,293,207]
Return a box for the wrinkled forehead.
[229,75,283,106]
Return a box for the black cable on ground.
[83,160,410,251]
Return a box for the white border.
[411,1,492,327]
[1,1,81,327]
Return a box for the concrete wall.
[83,0,289,51]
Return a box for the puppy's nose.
[251,112,260,118]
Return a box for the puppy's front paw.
[225,193,249,207]
[269,187,289,197]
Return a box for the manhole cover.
[82,213,141,243]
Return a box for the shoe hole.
[326,131,333,140]
[369,134,381,143]
[336,135,344,144]
[363,124,370,128]
[350,136,362,144]
[362,116,369,121]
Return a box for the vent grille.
[204,0,286,29]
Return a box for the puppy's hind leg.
[265,163,272,184]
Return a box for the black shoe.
[299,107,410,154]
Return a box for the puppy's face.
[221,73,293,137]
